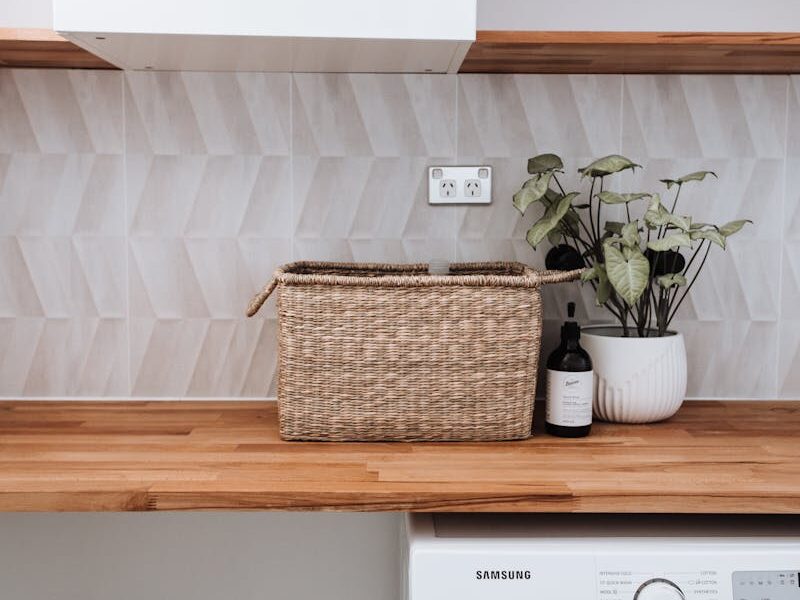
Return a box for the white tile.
[778,320,800,398]
[0,153,124,236]
[676,320,778,398]
[293,74,456,157]
[458,75,622,157]
[0,70,122,154]
[127,155,291,238]
[623,75,787,159]
[130,318,276,397]
[0,318,128,397]
[125,72,290,155]
[293,156,456,242]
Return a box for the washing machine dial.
[633,578,685,600]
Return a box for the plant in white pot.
[513,154,750,423]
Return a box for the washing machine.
[404,513,800,599]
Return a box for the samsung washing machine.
[404,513,800,599]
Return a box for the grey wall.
[0,512,402,600]
[1,69,797,399]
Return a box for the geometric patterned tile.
[0,69,795,399]
[677,319,779,398]
[779,320,800,398]
[125,72,290,156]
[782,243,800,320]
[130,318,277,397]
[129,237,291,321]
[0,153,124,236]
[0,70,123,154]
[293,156,455,264]
[127,155,292,238]
[0,69,126,397]
[293,74,456,157]
[123,71,292,398]
[458,75,623,158]
[0,317,127,397]
[623,75,787,159]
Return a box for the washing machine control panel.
[599,569,720,599]
[598,569,800,599]
[732,571,800,600]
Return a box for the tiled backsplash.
[0,69,796,398]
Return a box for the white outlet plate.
[428,166,492,205]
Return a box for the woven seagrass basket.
[246,261,582,442]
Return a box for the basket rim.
[246,261,584,317]
[277,261,551,288]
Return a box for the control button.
[633,578,685,600]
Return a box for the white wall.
[0,0,52,28]
[477,0,800,32]
[0,513,402,600]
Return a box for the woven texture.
[247,261,582,442]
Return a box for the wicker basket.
[246,261,582,442]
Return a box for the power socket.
[428,166,492,205]
[439,179,456,198]
[464,179,481,197]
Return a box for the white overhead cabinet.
[53,0,476,72]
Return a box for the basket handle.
[533,268,585,285]
[246,276,279,317]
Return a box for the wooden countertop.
[460,31,800,74]
[0,28,116,69]
[0,400,798,513]
[4,28,800,73]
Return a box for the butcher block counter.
[0,400,798,513]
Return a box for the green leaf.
[581,264,599,282]
[660,170,717,189]
[525,192,578,249]
[665,213,692,232]
[597,191,651,204]
[604,244,650,306]
[582,264,611,305]
[513,172,553,214]
[595,265,612,306]
[647,233,692,252]
[527,153,564,174]
[718,219,752,237]
[621,221,641,248]
[644,194,668,229]
[643,196,690,231]
[604,221,625,235]
[690,228,726,249]
[690,221,712,230]
[573,203,591,209]
[657,273,687,288]
[578,155,641,179]
[547,228,563,246]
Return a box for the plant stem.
[658,183,683,239]
[669,240,706,306]
[553,174,596,249]
[587,177,597,253]
[596,177,604,242]
[669,183,683,214]
[666,240,712,326]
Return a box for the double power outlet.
[428,166,492,205]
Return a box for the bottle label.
[546,369,593,427]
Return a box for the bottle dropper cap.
[562,302,580,341]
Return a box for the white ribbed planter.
[581,326,687,424]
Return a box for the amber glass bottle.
[545,302,593,438]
